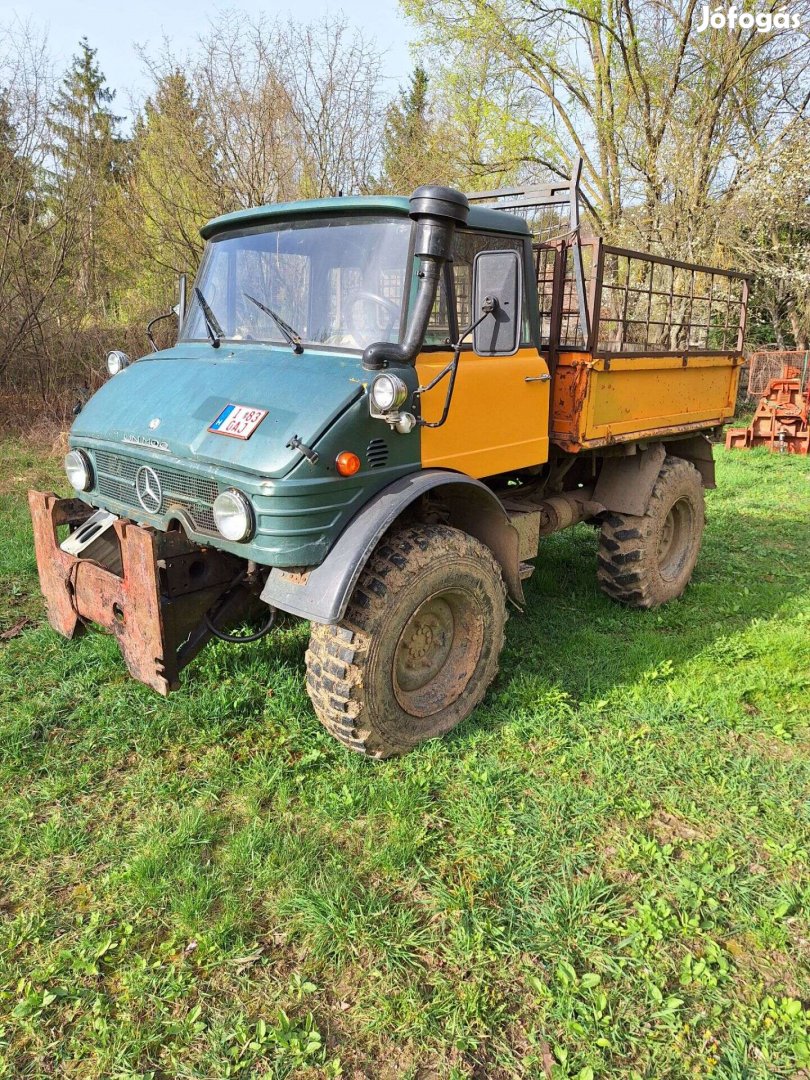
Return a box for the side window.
[423,269,453,347]
[420,232,532,348]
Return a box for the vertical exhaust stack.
[363,186,469,371]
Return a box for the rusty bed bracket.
[28,491,247,695]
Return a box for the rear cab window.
[423,230,532,347]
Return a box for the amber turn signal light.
[335,451,361,477]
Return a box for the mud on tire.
[597,454,705,609]
[305,523,507,758]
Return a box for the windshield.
[182,215,411,351]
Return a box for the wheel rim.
[392,588,485,718]
[657,496,695,581]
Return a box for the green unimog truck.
[29,172,747,756]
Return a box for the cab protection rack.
[466,156,586,241]
[468,158,591,343]
[469,158,748,361]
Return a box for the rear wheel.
[305,524,507,757]
[597,455,705,609]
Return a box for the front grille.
[93,449,220,534]
[366,438,389,468]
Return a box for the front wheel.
[305,524,507,758]
[597,455,705,609]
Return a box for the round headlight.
[64,449,93,492]
[106,350,131,376]
[212,489,254,542]
[370,373,408,413]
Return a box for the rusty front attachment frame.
[28,491,259,694]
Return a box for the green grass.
[0,437,808,1079]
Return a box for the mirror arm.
[145,309,177,353]
[414,304,495,429]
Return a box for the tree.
[50,37,124,308]
[403,0,810,258]
[119,69,218,311]
[379,59,529,193]
[153,13,384,208]
[0,21,83,394]
[382,66,432,190]
[0,89,33,220]
[727,130,810,349]
[283,16,384,197]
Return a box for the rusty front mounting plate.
[28,490,243,695]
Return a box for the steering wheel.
[346,290,399,338]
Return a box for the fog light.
[106,350,131,376]
[212,489,254,542]
[64,449,93,492]
[370,373,408,413]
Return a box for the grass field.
[0,437,808,1079]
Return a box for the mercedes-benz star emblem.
[135,466,162,514]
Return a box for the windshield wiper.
[195,287,224,349]
[243,293,304,354]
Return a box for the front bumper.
[29,490,251,694]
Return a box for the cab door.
[415,234,550,479]
[416,347,550,478]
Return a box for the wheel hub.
[395,597,455,692]
[392,587,485,719]
[657,496,695,580]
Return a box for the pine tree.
[50,38,123,307]
[120,69,219,311]
[381,66,434,192]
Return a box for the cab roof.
[200,194,530,240]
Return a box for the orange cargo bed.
[551,350,743,452]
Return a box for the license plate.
[208,404,268,440]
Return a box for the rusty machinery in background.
[726,351,810,455]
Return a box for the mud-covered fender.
[593,443,666,517]
[668,434,716,488]
[592,436,715,518]
[260,469,524,624]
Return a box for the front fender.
[260,469,523,623]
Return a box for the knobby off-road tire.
[597,455,705,609]
[305,524,507,758]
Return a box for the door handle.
[525,373,551,382]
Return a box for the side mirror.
[472,249,522,356]
[177,273,187,327]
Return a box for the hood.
[72,342,366,478]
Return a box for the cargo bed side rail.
[534,234,748,359]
